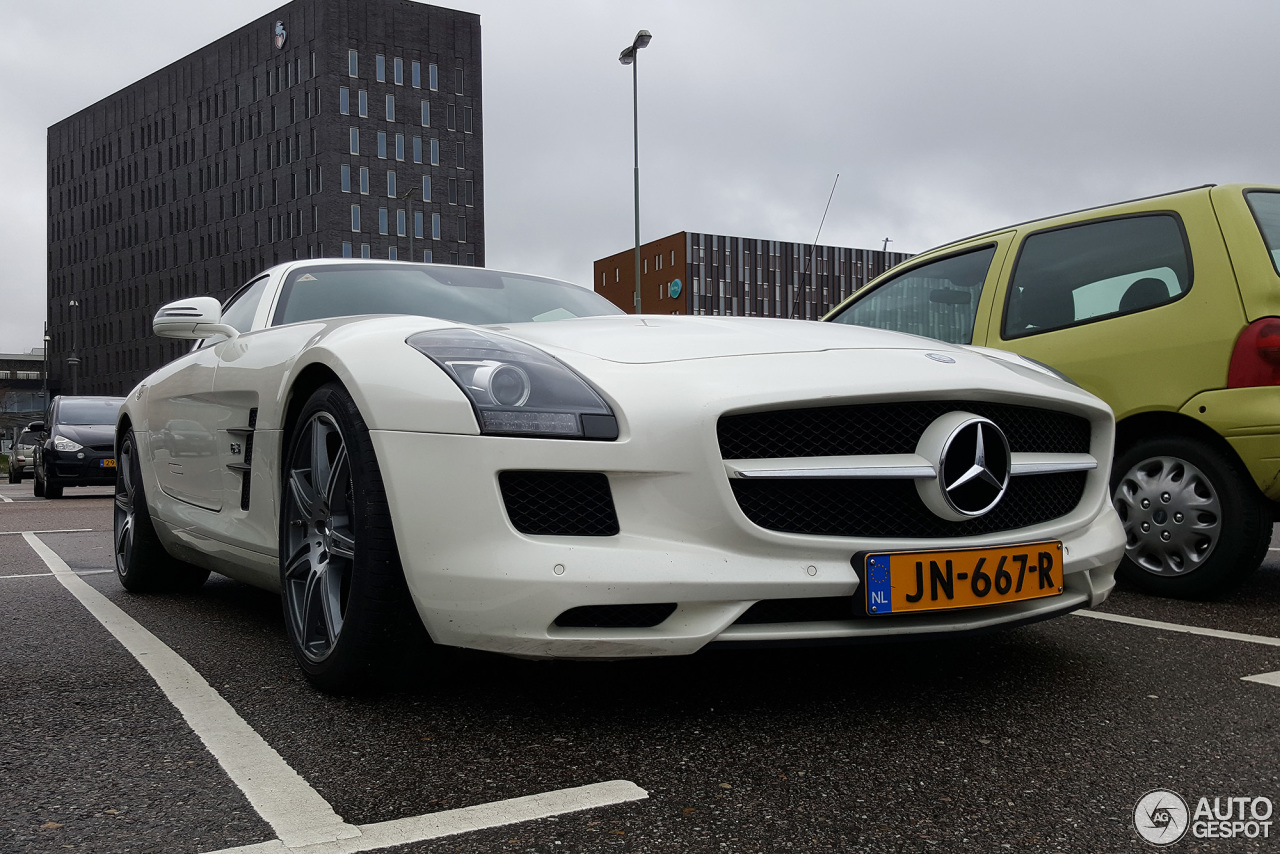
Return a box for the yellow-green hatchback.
[827,183,1280,598]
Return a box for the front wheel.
[280,383,426,694]
[1111,435,1271,598]
[44,470,63,499]
[7,469,18,484]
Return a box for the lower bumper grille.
[499,471,620,536]
[554,603,677,628]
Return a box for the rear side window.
[1245,190,1280,275]
[1004,214,1191,339]
[827,246,996,345]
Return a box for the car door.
[983,194,1243,418]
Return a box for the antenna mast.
[789,173,839,319]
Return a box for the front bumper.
[45,448,117,486]
[373,430,1123,659]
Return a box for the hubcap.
[113,438,136,577]
[1113,455,1221,576]
[283,411,355,664]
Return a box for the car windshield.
[58,398,124,426]
[1246,190,1280,275]
[826,246,996,344]
[272,264,626,327]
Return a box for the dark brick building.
[595,232,910,319]
[47,0,483,396]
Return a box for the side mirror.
[153,297,239,340]
[27,421,44,432]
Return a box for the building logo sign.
[273,21,287,50]
[668,279,682,299]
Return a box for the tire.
[7,469,17,484]
[114,429,210,593]
[280,383,427,694]
[1111,435,1271,598]
[44,471,62,499]
[33,465,44,497]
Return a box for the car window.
[1004,214,1191,339]
[17,431,36,447]
[221,275,271,333]
[1245,190,1280,275]
[56,398,125,426]
[826,246,997,345]
[271,264,625,327]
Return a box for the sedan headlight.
[53,435,83,452]
[408,329,619,439]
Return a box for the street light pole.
[401,184,420,262]
[41,324,49,411]
[67,299,80,396]
[619,30,652,315]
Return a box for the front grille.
[88,443,115,453]
[554,603,677,628]
[731,471,1087,538]
[499,471,619,536]
[718,401,1090,459]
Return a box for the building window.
[412,136,422,163]
[385,94,395,122]
[351,204,361,231]
[414,210,424,238]
[431,212,441,240]
[394,57,404,86]
[375,54,386,82]
[422,176,431,202]
[447,103,456,130]
[358,90,368,118]
[411,60,421,88]
[340,164,351,192]
[342,241,352,257]
[465,180,474,206]
[456,142,464,169]
[389,246,398,260]
[457,216,467,242]
[378,207,388,235]
[349,128,359,155]
[423,249,433,263]
[463,106,473,133]
[377,131,387,158]
[396,209,406,236]
[430,138,440,166]
[361,243,371,258]
[359,166,369,194]
[348,49,358,77]
[395,133,405,161]
[448,177,457,205]
[421,100,430,127]
[387,170,397,198]
[429,63,439,91]
[454,67,464,94]
[339,87,350,115]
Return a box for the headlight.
[53,435,83,452]
[408,329,619,439]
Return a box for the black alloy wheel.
[280,383,426,694]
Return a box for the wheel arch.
[281,363,345,471]
[1113,409,1270,504]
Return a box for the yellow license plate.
[863,541,1063,616]
[100,459,117,468]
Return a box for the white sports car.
[114,259,1125,692]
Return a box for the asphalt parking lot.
[2,482,1278,853]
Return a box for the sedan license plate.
[100,459,116,468]
[863,541,1062,616]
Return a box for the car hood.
[55,423,116,447]
[492,315,957,364]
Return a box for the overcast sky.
[3,0,1279,354]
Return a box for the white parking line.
[1,569,114,580]
[22,532,647,851]
[0,528,94,535]
[1073,610,1280,688]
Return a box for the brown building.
[595,231,911,320]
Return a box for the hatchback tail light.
[1228,317,1280,387]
